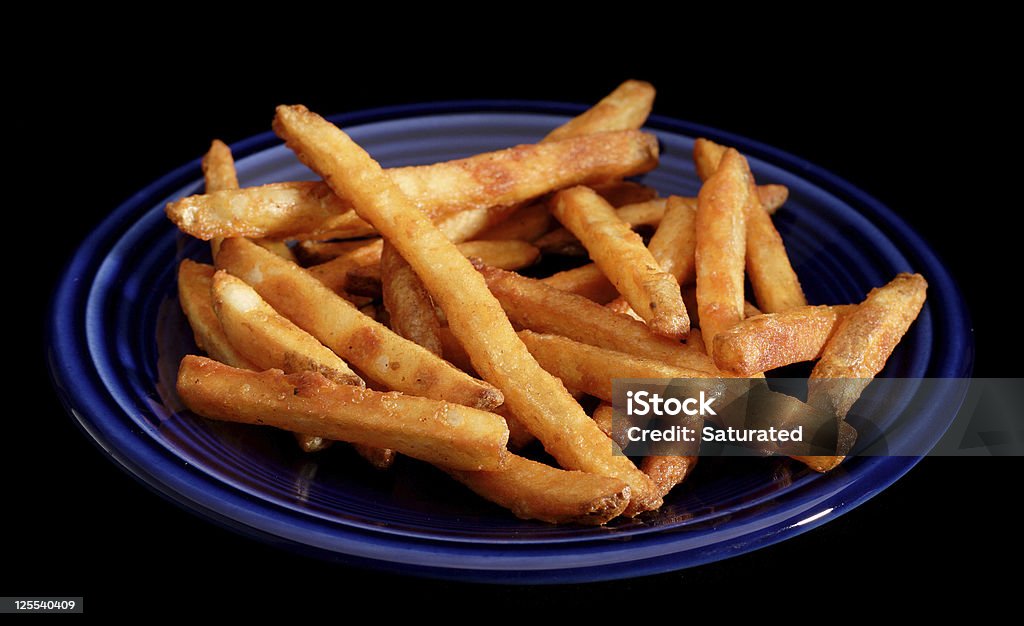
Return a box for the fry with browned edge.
[216,238,502,409]
[447,455,629,525]
[552,186,689,338]
[545,79,655,142]
[713,305,858,376]
[695,149,750,358]
[273,105,660,515]
[177,356,507,471]
[694,137,792,211]
[380,241,443,356]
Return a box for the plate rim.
[47,100,974,583]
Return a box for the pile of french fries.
[168,80,927,525]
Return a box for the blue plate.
[48,102,973,583]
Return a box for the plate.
[48,101,973,583]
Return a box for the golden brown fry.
[435,204,522,243]
[809,274,927,418]
[481,265,719,374]
[295,239,380,265]
[694,138,790,213]
[202,140,239,260]
[177,260,255,369]
[273,105,658,515]
[544,79,655,142]
[695,149,750,358]
[713,305,857,376]
[474,202,553,242]
[216,238,502,409]
[380,241,443,356]
[542,264,619,303]
[641,456,698,499]
[519,330,713,402]
[553,186,689,338]
[168,130,659,240]
[211,270,364,386]
[446,455,629,525]
[592,403,628,449]
[177,356,508,471]
[306,239,384,293]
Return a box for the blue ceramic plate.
[49,102,973,583]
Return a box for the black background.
[14,28,1019,615]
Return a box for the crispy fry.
[695,149,750,358]
[592,403,628,449]
[553,186,689,338]
[641,456,698,499]
[177,260,256,369]
[809,274,927,418]
[381,241,443,356]
[177,356,508,471]
[519,330,712,402]
[713,305,857,376]
[168,130,660,240]
[481,265,719,374]
[211,270,364,386]
[544,79,655,142]
[216,238,502,409]
[273,105,659,515]
[202,140,239,260]
[446,455,629,525]
[694,138,791,213]
[474,202,553,242]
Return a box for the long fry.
[519,331,712,402]
[202,140,239,260]
[553,186,689,338]
[473,202,553,242]
[695,149,750,358]
[694,138,791,211]
[273,105,660,515]
[177,356,508,471]
[177,260,255,369]
[168,130,659,240]
[544,79,655,142]
[216,237,502,409]
[481,265,719,374]
[447,455,629,525]
[713,305,857,376]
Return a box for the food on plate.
[163,80,927,525]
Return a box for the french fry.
[544,79,655,142]
[446,455,629,525]
[481,265,719,374]
[177,356,508,471]
[695,149,750,358]
[177,260,256,369]
[211,270,364,386]
[216,238,502,410]
[592,403,628,449]
[296,239,380,265]
[809,274,927,418]
[436,203,523,243]
[380,241,443,356]
[273,105,659,515]
[168,130,660,240]
[694,138,805,312]
[641,456,698,499]
[519,330,713,402]
[474,202,553,242]
[589,180,659,207]
[552,186,689,338]
[202,140,239,260]
[694,138,791,213]
[713,305,857,376]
